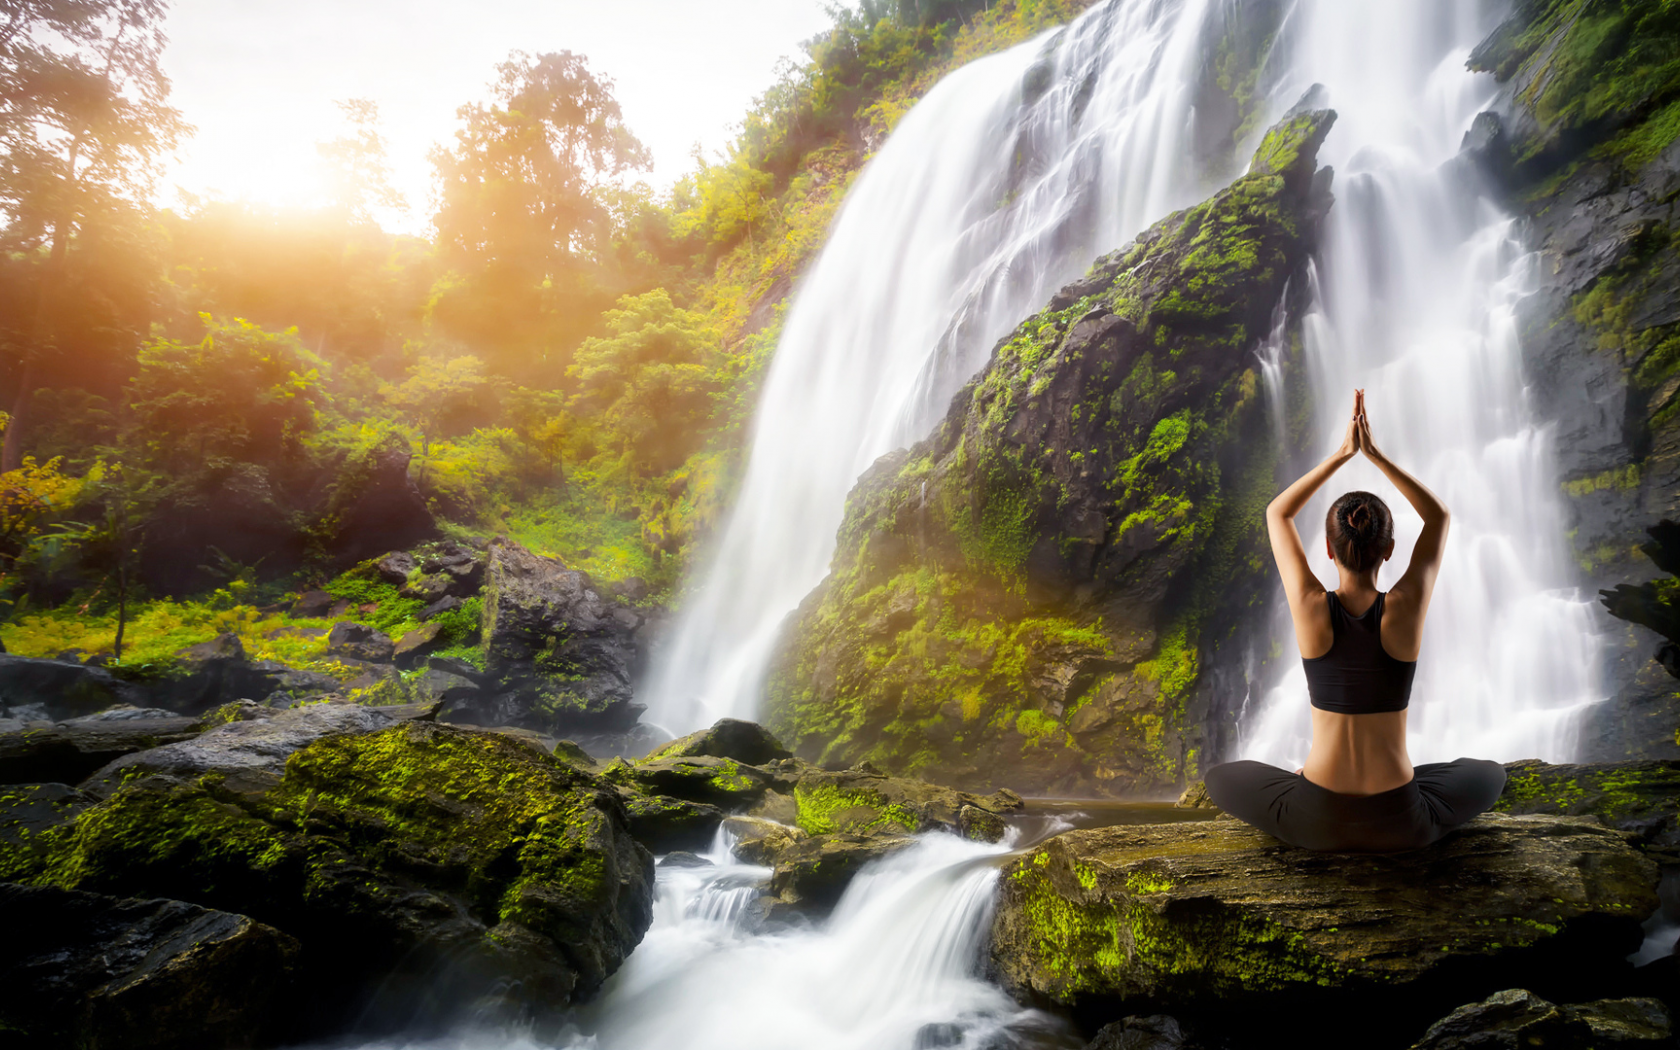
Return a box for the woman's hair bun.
[1326,491,1393,572]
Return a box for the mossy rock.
[765,106,1336,794]
[644,717,793,766]
[1,720,654,1036]
[991,814,1657,1026]
[1494,758,1680,848]
[790,767,1024,837]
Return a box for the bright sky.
[160,0,839,234]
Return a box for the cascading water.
[643,0,1224,732]
[1237,1,1602,767]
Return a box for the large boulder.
[991,815,1657,1026]
[147,633,284,714]
[644,718,793,765]
[767,833,918,915]
[0,655,147,721]
[0,783,98,882]
[79,701,399,797]
[0,883,299,1050]
[461,538,644,734]
[0,713,204,785]
[765,106,1338,794]
[4,720,655,1036]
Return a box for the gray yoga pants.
[1202,758,1507,853]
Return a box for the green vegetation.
[0,0,1107,668]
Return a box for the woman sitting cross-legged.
[1204,389,1505,852]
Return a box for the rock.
[0,782,98,881]
[323,432,438,569]
[990,814,1657,1014]
[722,815,809,866]
[0,714,205,785]
[79,701,399,797]
[659,850,713,868]
[150,633,286,715]
[1410,989,1671,1049]
[1495,758,1680,848]
[291,589,336,617]
[75,705,185,721]
[422,541,485,596]
[263,665,343,706]
[401,573,451,602]
[6,720,654,1036]
[958,803,1007,843]
[409,666,482,706]
[620,790,726,855]
[419,594,464,621]
[768,833,918,915]
[393,622,445,668]
[0,883,300,1050]
[0,654,147,721]
[1175,780,1219,810]
[765,106,1338,794]
[1088,1015,1190,1050]
[374,550,417,585]
[645,718,794,765]
[606,754,769,810]
[463,537,642,733]
[789,766,1024,836]
[326,621,395,663]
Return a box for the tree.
[379,353,494,485]
[0,0,188,470]
[128,316,325,474]
[317,98,406,226]
[568,289,721,476]
[429,50,650,375]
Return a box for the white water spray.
[559,828,1070,1050]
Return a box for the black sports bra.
[1302,591,1416,714]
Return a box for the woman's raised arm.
[1266,390,1360,652]
[1355,401,1450,618]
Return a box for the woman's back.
[1300,588,1415,794]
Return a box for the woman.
[1203,389,1505,852]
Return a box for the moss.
[1009,848,1342,999]
[793,784,919,836]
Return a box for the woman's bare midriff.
[1301,707,1413,795]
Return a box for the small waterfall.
[557,830,1071,1050]
[643,0,1223,731]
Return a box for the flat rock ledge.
[992,813,1657,1024]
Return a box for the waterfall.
[1237,1,1601,767]
[548,829,1070,1050]
[643,0,1222,732]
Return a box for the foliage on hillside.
[0,0,1101,667]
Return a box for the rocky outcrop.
[991,815,1656,1025]
[0,712,204,785]
[0,883,300,1050]
[462,538,646,734]
[0,655,147,721]
[1409,989,1671,1050]
[1494,757,1680,848]
[765,106,1335,794]
[1467,3,1680,760]
[1,719,655,1037]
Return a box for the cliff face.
[762,109,1333,795]
[1470,1,1680,760]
